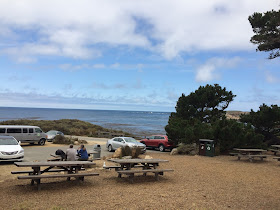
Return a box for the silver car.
[46,130,64,142]
[106,137,146,153]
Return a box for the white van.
[0,125,47,145]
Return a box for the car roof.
[0,135,15,139]
[0,125,39,128]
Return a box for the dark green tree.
[248,9,280,59]
[175,84,236,123]
[240,104,280,144]
[212,118,264,152]
[166,84,264,152]
[165,84,236,145]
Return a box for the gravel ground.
[0,152,279,209]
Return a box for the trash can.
[93,144,101,159]
[199,139,215,157]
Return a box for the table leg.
[31,167,40,185]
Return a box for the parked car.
[0,135,24,161]
[106,137,146,153]
[140,135,174,152]
[0,125,47,146]
[46,130,64,142]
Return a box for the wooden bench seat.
[117,169,174,182]
[269,149,279,155]
[11,168,85,174]
[103,164,155,171]
[273,157,280,161]
[237,154,270,162]
[103,165,121,171]
[47,157,62,161]
[17,172,99,190]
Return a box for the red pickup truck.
[140,135,174,152]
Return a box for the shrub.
[120,146,141,158]
[52,135,88,145]
[176,143,197,155]
[0,119,131,137]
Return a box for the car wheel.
[38,139,45,146]
[159,144,165,152]
[108,145,114,152]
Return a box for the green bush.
[0,119,131,137]
[120,146,141,158]
[52,135,88,145]
[176,143,197,155]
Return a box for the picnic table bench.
[233,148,269,162]
[117,169,174,182]
[109,159,173,183]
[273,157,280,161]
[12,161,98,190]
[269,145,280,156]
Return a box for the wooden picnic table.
[233,148,269,162]
[108,159,173,183]
[12,161,98,190]
[269,145,280,156]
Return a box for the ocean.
[0,107,171,136]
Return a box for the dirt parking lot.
[1,149,280,210]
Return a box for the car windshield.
[0,138,18,145]
[124,137,138,143]
[47,131,57,135]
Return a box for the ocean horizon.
[0,106,171,136]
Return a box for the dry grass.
[1,153,279,209]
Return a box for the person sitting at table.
[77,144,88,161]
[55,149,66,160]
[66,144,77,161]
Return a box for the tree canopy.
[248,9,280,59]
[240,104,280,144]
[165,84,264,152]
[174,84,236,123]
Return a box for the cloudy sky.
[0,0,279,112]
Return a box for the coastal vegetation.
[165,84,279,153]
[0,119,131,137]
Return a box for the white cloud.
[0,0,278,61]
[195,57,241,82]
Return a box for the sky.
[0,0,279,112]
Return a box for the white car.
[106,137,146,153]
[0,136,24,162]
[46,130,64,142]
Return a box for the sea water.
[0,107,171,136]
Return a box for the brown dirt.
[1,153,279,210]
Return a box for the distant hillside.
[226,111,249,120]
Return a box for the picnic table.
[269,145,280,156]
[233,148,269,162]
[107,158,173,183]
[12,161,98,190]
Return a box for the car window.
[0,128,5,133]
[124,137,138,143]
[47,131,56,135]
[29,128,34,133]
[0,138,18,145]
[23,128,28,133]
[7,128,21,133]
[113,138,118,142]
[35,128,42,133]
